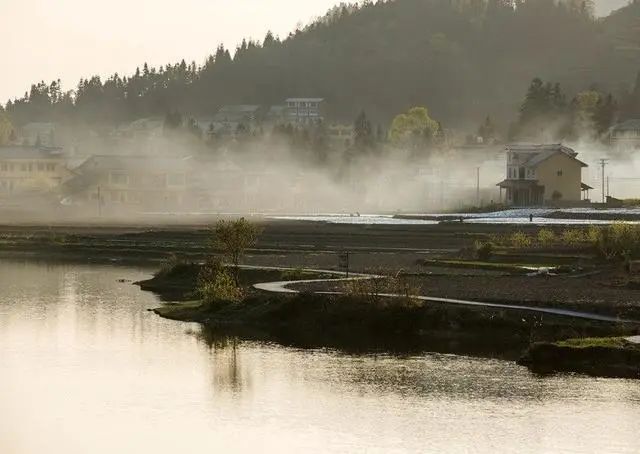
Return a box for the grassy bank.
[140,261,637,357]
[518,337,640,379]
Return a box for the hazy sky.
[0,0,340,102]
[0,0,629,103]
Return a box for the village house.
[610,119,640,150]
[0,146,70,198]
[497,144,590,207]
[326,124,354,149]
[285,98,324,125]
[208,105,264,138]
[20,122,57,147]
[63,155,194,214]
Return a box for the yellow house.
[0,146,69,197]
[497,144,590,206]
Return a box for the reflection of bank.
[62,155,196,215]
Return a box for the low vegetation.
[343,271,420,307]
[492,224,640,263]
[555,337,633,349]
[197,258,243,304]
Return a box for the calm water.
[1,260,639,454]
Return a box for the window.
[110,172,128,185]
[37,163,45,171]
[557,170,563,177]
[21,164,27,172]
[0,163,7,171]
[27,163,33,172]
[167,173,186,186]
[46,164,56,172]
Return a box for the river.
[1,259,638,453]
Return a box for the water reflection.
[1,258,639,454]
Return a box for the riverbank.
[518,337,640,379]
[139,263,639,359]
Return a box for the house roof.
[0,146,65,160]
[75,155,192,173]
[521,149,588,168]
[285,98,324,103]
[506,143,578,157]
[611,119,640,131]
[218,105,261,113]
[496,179,540,188]
[506,143,587,168]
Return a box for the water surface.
[1,260,638,453]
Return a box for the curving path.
[252,267,640,325]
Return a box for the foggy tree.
[513,78,568,139]
[477,116,497,142]
[389,107,439,150]
[593,93,618,136]
[569,90,601,139]
[354,110,373,151]
[0,110,13,145]
[623,70,640,120]
[164,110,183,129]
[212,218,262,286]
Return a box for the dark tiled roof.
[612,119,640,131]
[76,155,191,173]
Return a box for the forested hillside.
[5,0,640,130]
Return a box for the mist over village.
[2,1,640,453]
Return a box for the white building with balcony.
[285,98,324,124]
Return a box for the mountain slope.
[7,0,640,129]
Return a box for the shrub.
[281,268,310,281]
[156,253,186,278]
[561,228,586,246]
[594,223,640,260]
[586,225,601,244]
[474,241,494,261]
[197,258,243,304]
[344,271,419,306]
[510,231,532,248]
[537,229,556,246]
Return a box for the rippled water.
[1,260,639,454]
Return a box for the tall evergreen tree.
[354,110,373,151]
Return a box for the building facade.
[497,144,589,206]
[285,98,324,124]
[610,119,640,150]
[0,146,70,197]
[63,155,193,214]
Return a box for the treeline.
[4,0,640,134]
[508,75,639,141]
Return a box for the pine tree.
[478,116,496,141]
[629,70,640,119]
[263,31,276,47]
[593,93,617,136]
[354,110,373,151]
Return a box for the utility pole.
[599,159,609,204]
[97,185,102,217]
[476,167,480,208]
